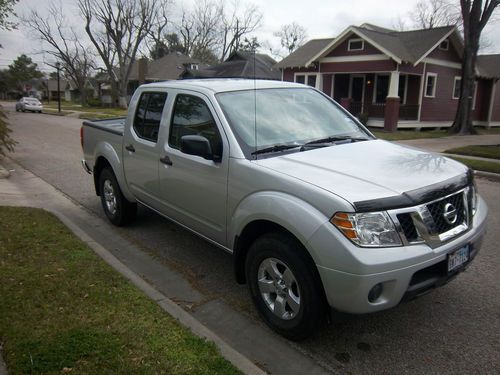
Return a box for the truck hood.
[255,139,468,207]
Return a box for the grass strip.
[447,156,500,174]
[0,207,239,375]
[371,129,449,140]
[444,145,500,160]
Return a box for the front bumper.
[309,196,488,314]
[24,105,43,111]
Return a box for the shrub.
[357,111,369,126]
[87,97,102,107]
[0,106,17,157]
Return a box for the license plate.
[447,245,470,272]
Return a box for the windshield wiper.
[301,135,369,149]
[251,144,301,155]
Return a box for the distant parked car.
[15,97,43,113]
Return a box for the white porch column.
[388,70,400,98]
[317,74,323,91]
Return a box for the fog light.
[368,283,383,303]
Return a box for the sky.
[0,0,499,73]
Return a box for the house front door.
[350,75,365,114]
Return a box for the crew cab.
[81,79,487,340]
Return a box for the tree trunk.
[449,43,478,135]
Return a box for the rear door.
[157,91,229,245]
[123,90,169,206]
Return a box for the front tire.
[99,167,137,226]
[245,232,327,341]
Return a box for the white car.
[15,97,43,113]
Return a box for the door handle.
[160,155,173,166]
[125,144,135,152]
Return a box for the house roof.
[276,24,458,68]
[477,54,500,78]
[275,38,334,69]
[182,51,281,80]
[128,52,204,81]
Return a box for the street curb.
[0,163,9,179]
[475,170,500,182]
[51,210,266,375]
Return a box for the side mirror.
[181,135,213,160]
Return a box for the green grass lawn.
[370,129,449,140]
[44,103,127,117]
[0,207,239,375]
[447,156,500,174]
[444,145,500,160]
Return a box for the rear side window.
[133,92,168,142]
[169,94,222,159]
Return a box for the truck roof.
[140,79,305,93]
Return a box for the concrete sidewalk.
[0,158,331,375]
[396,133,500,153]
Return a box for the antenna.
[253,47,257,158]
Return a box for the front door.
[157,91,228,245]
[350,75,365,113]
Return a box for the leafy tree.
[0,0,18,31]
[450,0,499,134]
[1,0,20,157]
[274,22,307,54]
[7,54,43,91]
[239,37,260,52]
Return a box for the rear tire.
[245,232,327,341]
[99,167,137,226]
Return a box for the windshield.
[216,88,372,158]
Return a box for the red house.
[276,23,500,130]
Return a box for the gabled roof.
[477,54,500,79]
[128,52,204,81]
[182,51,281,80]
[276,24,459,69]
[275,38,334,69]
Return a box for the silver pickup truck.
[81,79,487,340]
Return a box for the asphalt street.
[2,102,500,374]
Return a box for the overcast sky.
[0,0,499,73]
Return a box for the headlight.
[331,211,402,247]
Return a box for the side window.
[133,92,168,142]
[169,94,222,159]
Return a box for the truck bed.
[82,117,126,136]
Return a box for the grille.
[426,192,465,234]
[397,213,419,242]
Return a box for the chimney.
[138,58,148,84]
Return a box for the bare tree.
[219,1,262,61]
[274,22,307,55]
[411,0,461,28]
[79,0,169,107]
[22,3,95,105]
[450,0,499,134]
[144,3,171,60]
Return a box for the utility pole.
[56,62,61,113]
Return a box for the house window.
[348,38,364,51]
[425,73,437,98]
[453,77,461,99]
[439,40,449,50]
[133,92,168,142]
[295,73,318,88]
[190,64,199,70]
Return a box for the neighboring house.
[46,79,67,101]
[126,52,206,96]
[64,80,98,103]
[181,51,281,80]
[276,23,500,130]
